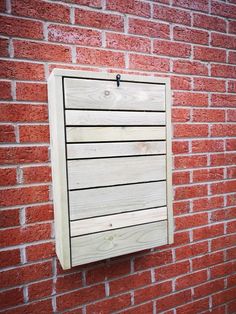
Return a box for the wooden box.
[48,69,173,269]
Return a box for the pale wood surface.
[66,126,166,142]
[67,141,166,159]
[64,78,165,111]
[66,110,166,126]
[69,181,167,220]
[70,207,167,236]
[67,155,166,190]
[71,221,168,266]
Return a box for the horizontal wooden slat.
[67,155,166,190]
[64,78,165,111]
[71,220,168,266]
[67,141,166,159]
[70,207,167,236]
[65,110,166,126]
[66,126,166,143]
[69,181,167,220]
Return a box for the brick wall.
[0,0,236,313]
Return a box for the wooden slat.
[70,207,167,236]
[67,155,166,190]
[65,110,166,126]
[64,78,165,111]
[69,181,167,220]
[67,141,166,159]
[66,126,166,143]
[71,220,167,266]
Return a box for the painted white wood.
[64,78,165,111]
[70,207,167,236]
[69,181,167,220]
[66,110,166,126]
[67,155,166,190]
[67,141,166,159]
[71,221,168,266]
[66,126,166,142]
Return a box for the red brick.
[75,8,124,31]
[211,1,236,19]
[211,207,236,222]
[12,0,70,22]
[0,104,48,122]
[153,5,191,25]
[0,223,51,247]
[4,299,53,314]
[194,279,224,299]
[57,284,105,311]
[110,271,151,295]
[19,125,49,143]
[0,208,19,228]
[227,195,236,206]
[0,0,5,11]
[0,38,9,57]
[193,109,225,122]
[211,153,236,166]
[106,33,151,53]
[0,60,45,81]
[229,20,236,34]
[0,288,24,310]
[156,290,192,312]
[174,124,208,138]
[129,18,170,39]
[211,124,236,137]
[211,33,236,50]
[228,300,236,314]
[25,204,54,223]
[17,82,47,102]
[173,60,208,75]
[0,261,52,289]
[174,231,190,246]
[194,47,226,63]
[28,279,53,301]
[0,81,11,99]
[14,40,71,62]
[193,224,224,241]
[172,108,190,122]
[172,141,189,154]
[192,252,224,271]
[48,24,101,47]
[173,92,208,107]
[173,0,208,12]
[211,180,236,195]
[129,54,169,72]
[0,125,15,143]
[212,94,236,108]
[193,196,224,212]
[175,212,208,229]
[0,186,49,207]
[193,168,224,182]
[26,242,55,262]
[227,221,236,234]
[155,260,190,281]
[22,165,51,184]
[0,249,21,268]
[192,139,224,153]
[175,241,208,260]
[122,302,153,314]
[106,0,150,17]
[173,200,190,215]
[0,146,48,164]
[87,294,131,314]
[154,40,191,58]
[134,250,173,271]
[193,13,226,32]
[65,0,101,7]
[227,247,236,260]
[175,155,208,169]
[171,76,191,90]
[211,261,236,279]
[86,260,130,285]
[227,110,236,123]
[56,273,83,293]
[227,166,236,178]
[0,16,43,39]
[212,64,236,79]
[229,51,236,64]
[176,270,207,291]
[173,171,190,185]
[194,78,226,92]
[134,281,172,304]
[76,47,125,67]
[174,26,209,45]
[228,80,236,93]
[212,234,236,251]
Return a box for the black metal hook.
[116,74,121,87]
